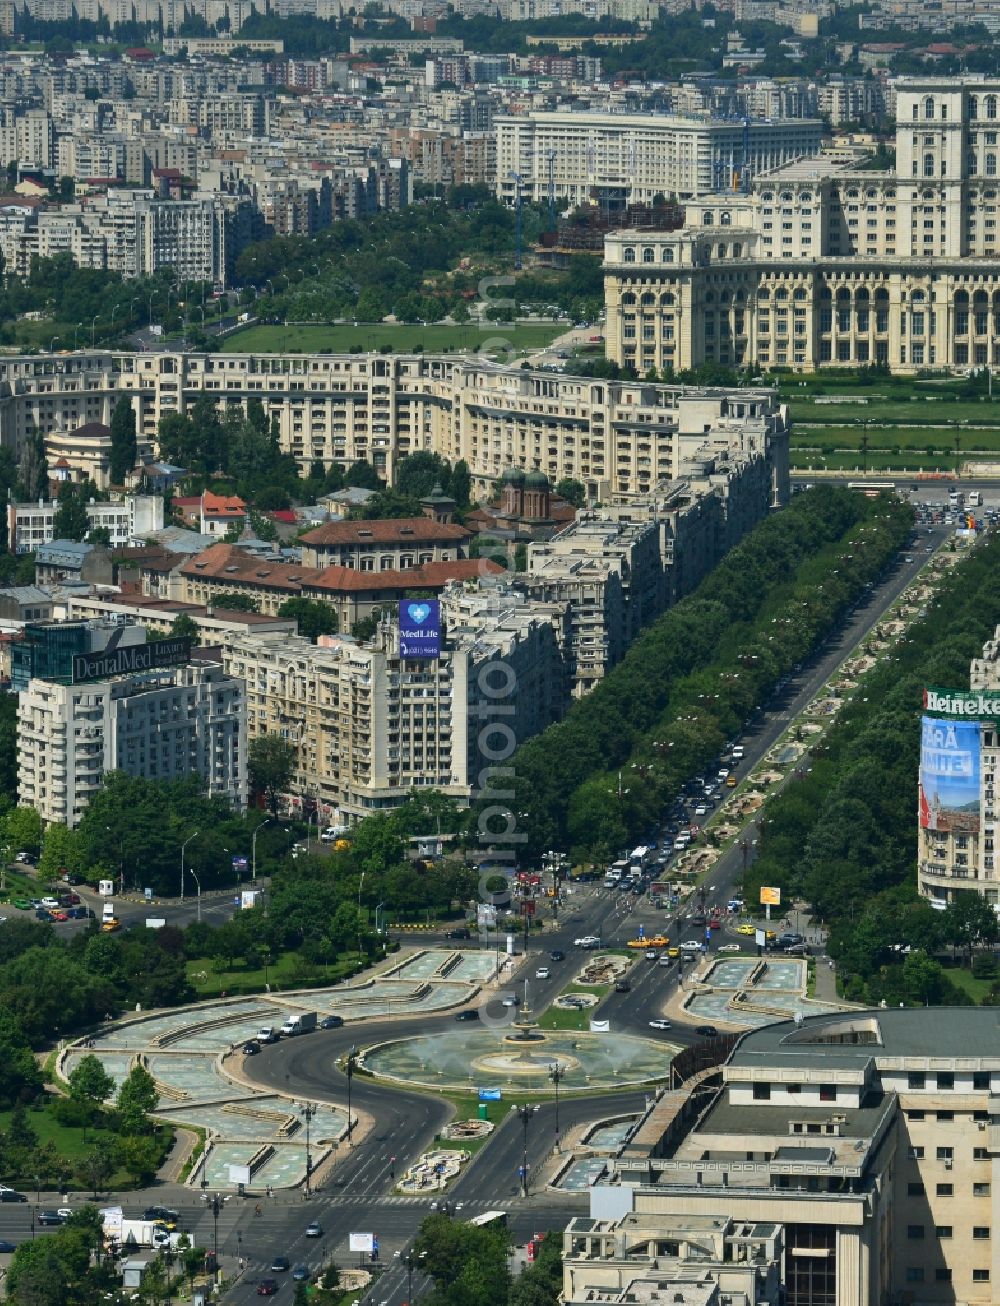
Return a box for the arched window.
[970,96,979,120]
[912,290,926,303]
[988,153,997,177]
[758,287,770,300]
[641,292,656,307]
[820,285,832,300]
[705,291,715,304]
[621,292,637,306]
[761,192,773,201]
[924,96,934,120]
[717,243,726,258]
[780,191,793,202]
[623,247,636,263]
[660,292,675,307]
[955,289,969,305]
[875,288,889,302]
[721,211,731,226]
[703,212,714,225]
[975,289,989,304]
[793,288,807,301]
[989,96,998,119]
[800,191,812,202]
[924,153,935,177]
[855,287,870,303]
[662,246,674,263]
[642,247,654,263]
[733,243,743,257]
[776,287,788,301]
[837,287,851,302]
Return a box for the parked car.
[648,1019,672,1031]
[454,1010,480,1022]
[0,1188,27,1203]
[319,1015,343,1029]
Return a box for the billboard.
[349,1233,374,1253]
[759,886,781,907]
[923,687,1000,719]
[919,715,981,833]
[399,599,441,659]
[72,635,191,683]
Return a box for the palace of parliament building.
[604,77,1000,376]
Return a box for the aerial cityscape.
[0,2,1000,1304]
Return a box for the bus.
[969,490,983,507]
[847,481,897,498]
[467,1211,507,1228]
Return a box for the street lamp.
[511,1103,538,1197]
[199,1191,229,1262]
[299,1102,317,1194]
[189,866,202,922]
[358,870,366,956]
[49,335,60,353]
[180,830,201,901]
[402,1250,425,1302]
[345,1046,357,1147]
[251,818,271,882]
[91,314,100,348]
[549,1063,564,1153]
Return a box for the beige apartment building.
[582,1007,1000,1306]
[222,585,569,822]
[604,76,1000,375]
[0,351,789,507]
[297,517,470,570]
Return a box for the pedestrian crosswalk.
[315,1193,502,1209]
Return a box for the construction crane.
[509,170,524,270]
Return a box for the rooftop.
[300,517,470,547]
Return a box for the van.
[731,746,744,761]
[101,902,115,924]
[320,825,346,843]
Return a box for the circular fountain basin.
[360,1029,675,1092]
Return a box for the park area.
[220,320,568,356]
[780,371,1000,472]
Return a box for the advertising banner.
[478,1087,502,1101]
[72,635,191,683]
[919,715,981,833]
[759,886,781,907]
[589,1019,610,1033]
[349,1233,374,1253]
[923,687,1000,719]
[399,599,441,659]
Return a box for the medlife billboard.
[919,715,981,834]
[399,599,441,659]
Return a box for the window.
[974,1147,989,1160]
[936,1183,953,1196]
[908,1072,926,1089]
[908,1182,925,1196]
[974,1227,990,1239]
[642,247,654,263]
[905,1269,924,1283]
[907,1226,925,1240]
[753,1084,771,1101]
[935,1269,952,1283]
[973,1270,991,1283]
[936,1146,954,1161]
[936,1226,953,1239]
[974,1182,991,1196]
[989,95,997,119]
[623,247,636,263]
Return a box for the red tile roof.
[179,543,319,592]
[300,517,469,547]
[306,558,504,594]
[201,491,246,518]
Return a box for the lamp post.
[180,830,200,901]
[251,818,271,882]
[299,1102,317,1194]
[358,870,366,957]
[199,1191,229,1263]
[402,1250,425,1302]
[91,314,100,348]
[549,1063,564,1153]
[49,335,60,353]
[189,867,202,922]
[512,1103,538,1197]
[345,1046,357,1147]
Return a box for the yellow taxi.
[101,918,121,933]
[627,937,652,949]
[667,946,680,958]
[734,923,755,936]
[649,934,670,948]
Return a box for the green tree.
[277,598,338,642]
[345,459,382,490]
[216,592,260,613]
[109,395,137,484]
[116,1063,159,1135]
[450,459,472,508]
[0,1015,41,1107]
[170,612,199,642]
[51,483,90,542]
[38,822,79,878]
[16,434,47,500]
[248,734,297,814]
[68,1054,115,1113]
[86,525,111,547]
[555,477,586,508]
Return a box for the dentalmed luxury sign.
[72,636,191,684]
[399,599,441,659]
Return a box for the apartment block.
[297,517,470,570]
[7,494,164,555]
[16,623,245,826]
[583,1008,1000,1306]
[0,351,790,508]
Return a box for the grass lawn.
[219,320,567,356]
[185,951,363,997]
[2,1105,174,1190]
[790,448,962,471]
[943,966,994,1003]
[788,398,1000,425]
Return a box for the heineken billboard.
[72,636,191,684]
[923,687,1000,719]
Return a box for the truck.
[238,311,252,324]
[969,490,983,507]
[256,1025,279,1044]
[279,1011,317,1037]
[103,1216,174,1250]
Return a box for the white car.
[40,897,60,910]
[535,966,550,980]
[679,940,703,953]
[648,1018,672,1030]
[718,943,742,953]
[574,935,600,948]
[694,804,708,816]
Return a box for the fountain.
[505,980,545,1045]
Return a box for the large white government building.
[0,350,789,506]
[604,77,1000,375]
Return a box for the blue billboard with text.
[919,715,980,833]
[399,599,441,659]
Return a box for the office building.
[15,621,246,825]
[7,494,164,555]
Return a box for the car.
[454,1009,480,1021]
[644,949,660,960]
[444,927,471,940]
[777,932,805,947]
[718,943,741,953]
[535,966,550,980]
[784,943,809,956]
[734,923,755,936]
[63,873,83,886]
[319,1014,344,1029]
[666,946,680,958]
[12,899,30,911]
[693,804,708,816]
[549,949,565,961]
[501,995,521,1008]
[649,935,669,947]
[614,979,631,993]
[627,938,652,949]
[679,940,703,953]
[40,897,59,910]
[305,1221,323,1237]
[35,909,54,922]
[648,1018,672,1030]
[50,910,68,922]
[718,768,730,779]
[0,1239,15,1252]
[66,893,81,905]
[658,955,675,967]
[695,1024,719,1038]
[292,1265,310,1281]
[257,1279,279,1296]
[144,1206,178,1225]
[727,898,743,911]
[243,1040,261,1055]
[270,1255,290,1273]
[68,906,88,919]
[0,1188,27,1203]
[37,1211,65,1227]
[574,936,600,948]
[101,919,120,933]
[14,851,33,864]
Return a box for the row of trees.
[743,532,1000,1005]
[415,1213,562,1306]
[479,487,913,860]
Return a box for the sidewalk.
[813,956,839,1003]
